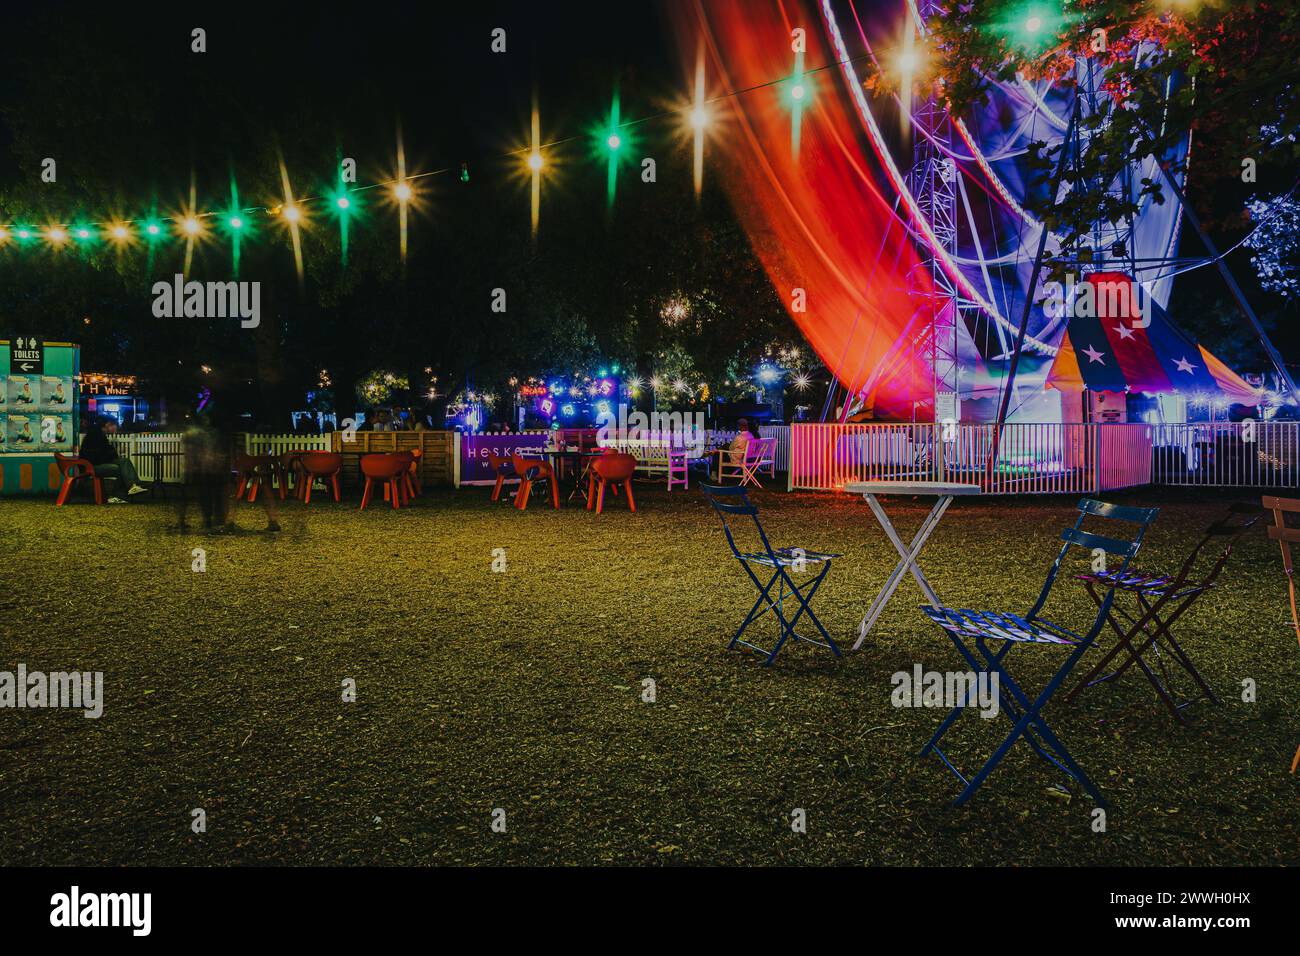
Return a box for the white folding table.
[844,480,982,649]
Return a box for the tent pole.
[987,102,1079,480]
[1155,161,1298,402]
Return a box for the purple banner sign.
[460,432,549,485]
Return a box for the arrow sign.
[9,337,44,375]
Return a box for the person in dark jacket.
[78,416,147,501]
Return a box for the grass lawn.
[1,480,1297,866]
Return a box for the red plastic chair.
[299,452,343,504]
[587,453,637,515]
[278,449,317,499]
[233,452,274,502]
[406,447,423,496]
[488,453,517,502]
[53,453,104,506]
[511,452,559,510]
[360,453,407,511]
[387,451,417,505]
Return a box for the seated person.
[727,417,759,464]
[78,416,148,501]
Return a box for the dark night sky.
[0,0,680,198]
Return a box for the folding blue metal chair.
[701,483,842,665]
[918,499,1159,806]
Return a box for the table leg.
[853,494,952,649]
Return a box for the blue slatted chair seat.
[1075,569,1204,600]
[920,605,1082,646]
[739,547,841,568]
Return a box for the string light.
[689,41,710,197]
[528,99,544,237]
[276,155,307,283]
[786,40,809,156]
[391,127,414,263]
[0,52,863,262]
[181,180,202,274]
[327,160,357,266]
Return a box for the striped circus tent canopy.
[1046,273,1261,404]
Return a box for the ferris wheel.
[683,0,1291,421]
[818,0,1195,422]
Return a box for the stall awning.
[1045,273,1261,404]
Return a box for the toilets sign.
[9,336,44,374]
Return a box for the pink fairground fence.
[787,421,1300,494]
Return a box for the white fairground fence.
[594,426,789,462]
[243,433,333,456]
[101,422,1295,493]
[1148,422,1300,488]
[105,433,186,483]
[105,433,331,484]
[786,421,1299,493]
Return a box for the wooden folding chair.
[701,483,841,665]
[919,499,1159,806]
[1264,495,1300,773]
[1065,502,1261,724]
[718,437,777,487]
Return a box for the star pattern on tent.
[1113,324,1135,340]
[1082,344,1106,364]
[1174,356,1197,374]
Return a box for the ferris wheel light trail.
[680,0,935,411]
